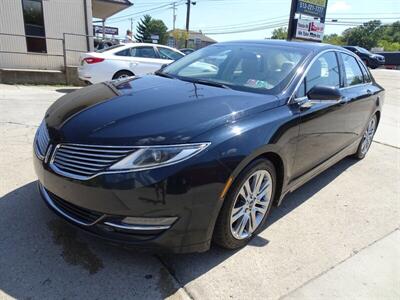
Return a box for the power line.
[192,15,289,31]
[204,21,288,35]
[107,1,185,22]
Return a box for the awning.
[92,0,132,20]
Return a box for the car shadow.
[55,88,80,94]
[0,158,357,299]
[157,157,358,286]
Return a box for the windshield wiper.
[187,78,231,89]
[154,70,175,79]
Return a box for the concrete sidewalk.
[284,229,400,299]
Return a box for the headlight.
[108,143,210,171]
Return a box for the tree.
[380,21,400,43]
[378,40,400,51]
[171,29,189,48]
[323,33,344,46]
[270,27,288,40]
[135,15,152,42]
[342,20,383,49]
[135,15,168,44]
[147,19,168,44]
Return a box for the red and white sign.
[295,19,325,42]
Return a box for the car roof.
[218,39,345,52]
[120,43,183,54]
[118,43,173,49]
[106,43,184,55]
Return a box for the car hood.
[45,75,279,145]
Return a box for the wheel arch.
[112,69,135,79]
[224,146,287,207]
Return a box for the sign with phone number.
[296,0,327,18]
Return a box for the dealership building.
[0,0,131,83]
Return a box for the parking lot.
[0,69,399,299]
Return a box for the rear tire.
[112,70,134,80]
[353,114,377,159]
[213,159,276,250]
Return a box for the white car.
[78,43,185,84]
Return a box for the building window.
[22,0,47,53]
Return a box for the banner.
[93,25,119,36]
[295,19,325,41]
[296,0,327,18]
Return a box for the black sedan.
[34,40,384,253]
[343,46,385,69]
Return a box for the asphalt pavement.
[0,69,399,299]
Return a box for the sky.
[99,0,400,42]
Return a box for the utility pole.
[287,0,297,40]
[185,1,196,47]
[172,2,177,31]
[130,18,133,33]
[102,19,106,40]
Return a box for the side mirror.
[160,63,169,70]
[307,85,342,101]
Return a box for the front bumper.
[34,152,229,253]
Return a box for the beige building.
[0,0,131,71]
[168,29,217,50]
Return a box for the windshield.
[356,46,372,55]
[162,43,309,94]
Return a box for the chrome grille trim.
[50,143,137,180]
[57,148,127,158]
[55,151,115,163]
[34,121,50,160]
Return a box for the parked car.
[343,46,385,69]
[179,48,195,55]
[78,43,184,84]
[35,40,383,253]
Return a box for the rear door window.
[359,62,372,83]
[340,53,364,86]
[130,47,157,59]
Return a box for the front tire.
[213,159,276,249]
[354,114,377,159]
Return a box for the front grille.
[51,144,136,179]
[35,121,50,158]
[47,190,103,224]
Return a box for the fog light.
[121,216,177,226]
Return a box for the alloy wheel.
[230,170,273,240]
[360,117,376,155]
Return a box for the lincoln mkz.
[34,40,384,253]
